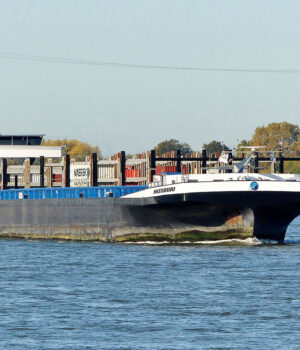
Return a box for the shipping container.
[125,169,139,177]
[52,174,62,183]
[98,164,115,180]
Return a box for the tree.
[155,139,192,156]
[235,139,251,156]
[293,138,300,157]
[238,121,300,173]
[126,154,135,160]
[202,140,229,156]
[42,138,102,161]
[236,139,250,148]
[251,121,299,152]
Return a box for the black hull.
[0,191,299,242]
[153,191,300,241]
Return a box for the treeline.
[42,139,102,161]
[155,122,299,156]
[153,121,300,173]
[155,139,229,157]
[42,121,300,172]
[237,122,300,173]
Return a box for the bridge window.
[13,136,27,145]
[0,137,12,145]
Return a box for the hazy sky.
[1,0,300,156]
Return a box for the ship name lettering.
[153,186,176,195]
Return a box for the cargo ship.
[0,171,299,242]
[0,136,299,243]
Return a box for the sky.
[1,0,300,156]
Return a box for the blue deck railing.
[0,186,147,201]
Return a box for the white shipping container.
[30,174,40,183]
[98,164,115,180]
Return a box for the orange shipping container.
[125,169,139,178]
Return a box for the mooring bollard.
[2,158,7,190]
[120,151,126,186]
[150,149,156,182]
[40,156,45,188]
[64,154,70,187]
[201,149,207,174]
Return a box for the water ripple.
[0,217,299,349]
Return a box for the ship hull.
[0,190,298,242]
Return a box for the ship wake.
[124,237,263,245]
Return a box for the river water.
[0,217,299,350]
